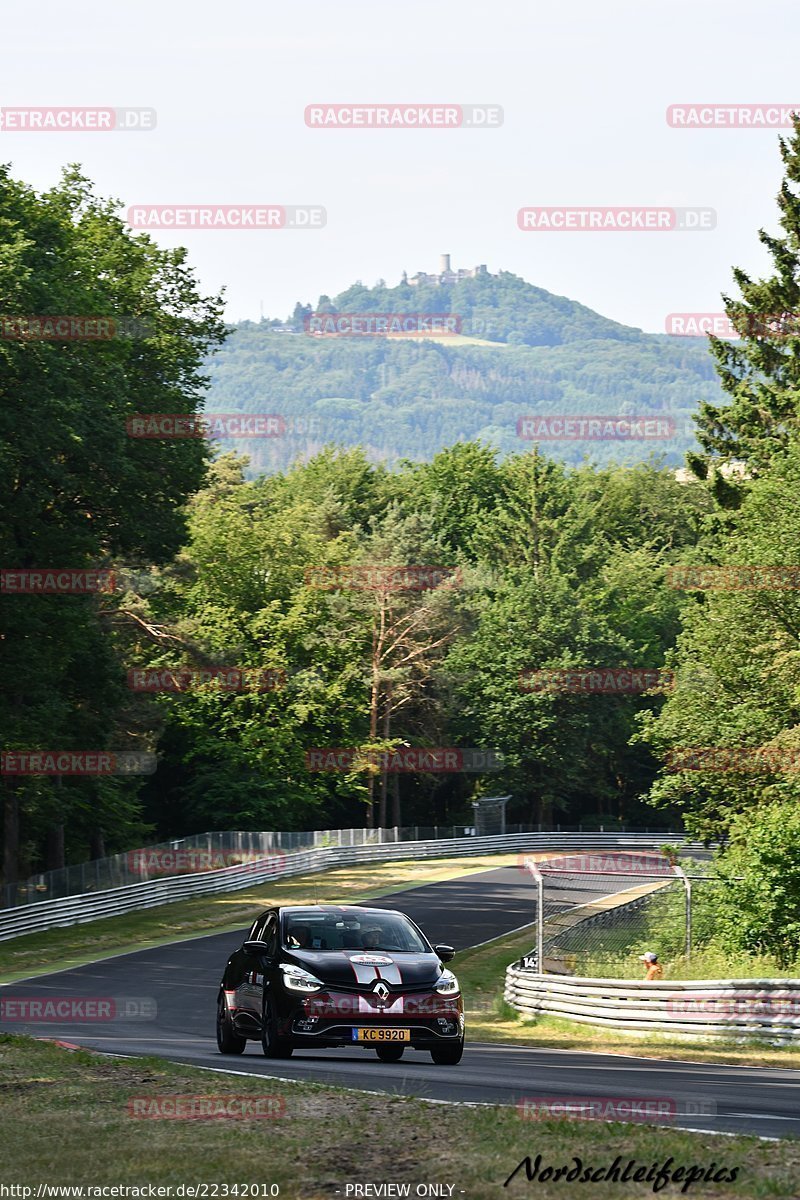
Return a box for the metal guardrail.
[0,832,694,942]
[504,967,800,1040]
[3,822,675,909]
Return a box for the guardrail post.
[672,862,692,961]
[536,872,544,970]
[521,855,545,972]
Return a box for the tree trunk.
[2,781,19,886]
[90,829,106,860]
[45,823,65,872]
[378,682,391,830]
[391,773,401,829]
[366,621,381,830]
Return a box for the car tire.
[430,1040,464,1065]
[375,1044,405,1063]
[216,992,247,1055]
[261,997,294,1058]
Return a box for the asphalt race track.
[3,865,800,1139]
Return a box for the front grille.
[317,980,436,995]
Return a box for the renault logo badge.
[373,980,390,1003]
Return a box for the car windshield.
[283,911,429,953]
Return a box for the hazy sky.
[3,0,799,332]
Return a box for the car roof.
[277,904,403,918]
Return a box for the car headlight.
[435,970,460,996]
[282,964,324,993]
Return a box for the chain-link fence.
[472,795,511,835]
[519,852,717,975]
[2,821,679,910]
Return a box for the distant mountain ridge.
[205,263,721,475]
[272,261,652,347]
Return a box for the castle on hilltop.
[405,255,488,287]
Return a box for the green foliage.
[122,447,707,838]
[713,802,800,966]
[690,116,800,497]
[637,442,800,839]
[0,166,225,874]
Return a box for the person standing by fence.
[640,951,663,980]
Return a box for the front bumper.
[287,987,464,1046]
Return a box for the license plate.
[352,1027,410,1042]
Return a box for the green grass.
[1,1034,798,1198]
[0,853,519,984]
[579,944,800,983]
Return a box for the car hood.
[285,949,443,989]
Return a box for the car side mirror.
[435,944,455,962]
[243,939,271,956]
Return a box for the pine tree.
[689,116,800,504]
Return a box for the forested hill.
[204,270,723,475]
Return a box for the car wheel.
[261,997,294,1058]
[430,1039,464,1065]
[375,1044,405,1063]
[216,992,247,1055]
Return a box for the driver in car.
[362,925,385,950]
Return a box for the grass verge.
[0,853,518,984]
[456,926,800,1069]
[1,1034,797,1199]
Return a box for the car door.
[234,912,273,1017]
[257,914,279,1010]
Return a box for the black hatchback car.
[216,904,464,1063]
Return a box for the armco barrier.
[504,968,800,1040]
[0,832,696,942]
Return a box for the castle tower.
[439,253,451,274]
